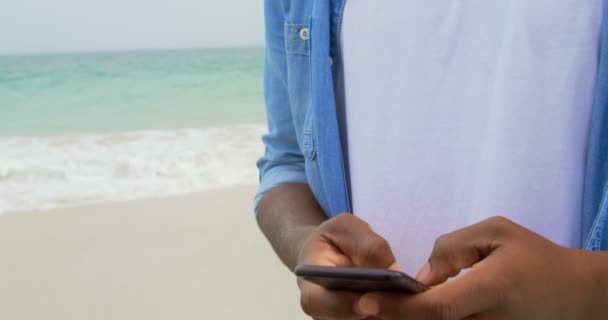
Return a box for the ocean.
[0,47,267,213]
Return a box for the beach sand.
[0,186,309,320]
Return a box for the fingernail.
[357,296,379,316]
[416,262,431,283]
[389,262,402,272]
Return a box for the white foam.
[0,124,267,213]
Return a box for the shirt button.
[329,57,334,66]
[299,28,310,41]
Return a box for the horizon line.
[0,44,266,58]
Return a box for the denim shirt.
[256,0,608,251]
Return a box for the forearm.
[586,250,608,317]
[257,183,328,270]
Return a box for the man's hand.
[356,216,607,320]
[297,213,398,320]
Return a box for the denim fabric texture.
[256,0,608,250]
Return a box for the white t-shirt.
[337,0,603,274]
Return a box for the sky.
[0,0,264,55]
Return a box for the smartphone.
[295,264,429,294]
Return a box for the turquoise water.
[0,47,268,213]
[0,47,266,136]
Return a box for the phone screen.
[295,265,429,294]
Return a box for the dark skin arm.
[257,183,328,270]
[257,183,397,319]
[259,186,608,319]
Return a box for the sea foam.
[0,124,266,213]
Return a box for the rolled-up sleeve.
[255,0,308,212]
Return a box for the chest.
[341,0,603,64]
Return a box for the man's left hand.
[356,216,607,319]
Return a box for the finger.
[313,317,382,320]
[299,236,355,267]
[388,262,402,271]
[359,263,498,320]
[300,281,365,319]
[321,213,397,268]
[417,216,515,285]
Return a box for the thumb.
[416,217,510,286]
[322,213,397,268]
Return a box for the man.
[256,0,608,319]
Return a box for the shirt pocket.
[284,22,316,160]
[284,23,310,56]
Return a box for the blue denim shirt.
[256,0,608,251]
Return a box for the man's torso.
[336,0,603,271]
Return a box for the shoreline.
[1,184,260,216]
[0,124,267,214]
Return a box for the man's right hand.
[296,213,398,320]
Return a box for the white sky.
[0,0,264,55]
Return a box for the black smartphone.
[295,264,429,294]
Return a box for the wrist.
[291,225,318,269]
